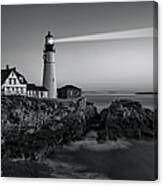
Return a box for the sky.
[1,2,156,92]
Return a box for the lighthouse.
[43,31,57,98]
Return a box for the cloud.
[55,28,154,43]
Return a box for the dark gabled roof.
[36,86,48,91]
[1,69,12,84]
[58,85,81,91]
[15,70,28,84]
[27,84,48,91]
[27,83,37,90]
[1,67,28,85]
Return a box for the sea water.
[84,93,156,112]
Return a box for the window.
[13,79,16,84]
[70,90,73,96]
[19,77,23,83]
[9,78,11,84]
[9,78,16,85]
[6,87,10,92]
[40,92,43,98]
[16,87,19,93]
[21,88,24,93]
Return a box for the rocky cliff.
[1,95,98,160]
[1,96,157,161]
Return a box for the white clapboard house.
[1,65,48,98]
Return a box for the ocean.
[84,93,156,112]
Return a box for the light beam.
[55,28,154,43]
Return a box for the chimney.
[13,67,16,71]
[6,65,9,70]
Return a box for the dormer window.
[19,76,23,83]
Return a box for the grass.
[49,140,157,180]
[1,140,157,180]
[1,160,53,178]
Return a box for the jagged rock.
[98,99,156,141]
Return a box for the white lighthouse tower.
[43,31,57,98]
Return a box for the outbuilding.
[27,84,48,98]
[57,85,81,99]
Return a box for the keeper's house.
[1,65,48,98]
